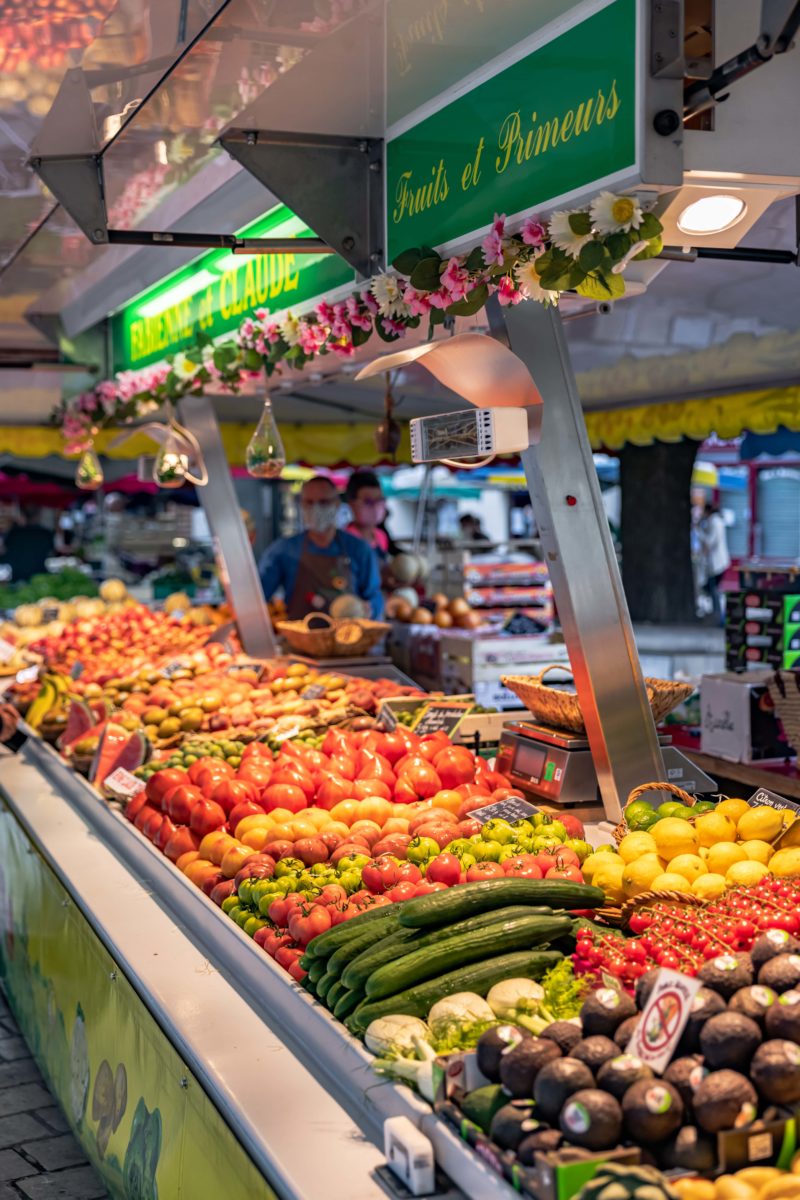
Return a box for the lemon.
[622,854,664,897]
[726,860,770,887]
[651,817,699,861]
[582,852,620,880]
[694,811,737,847]
[593,859,625,904]
[669,853,707,883]
[768,847,800,877]
[691,872,728,900]
[651,871,693,893]
[716,797,750,823]
[737,806,783,842]
[706,841,748,875]
[740,839,774,865]
[617,831,658,864]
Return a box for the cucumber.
[398,879,604,928]
[333,987,363,1020]
[365,915,570,1000]
[306,958,327,986]
[326,921,395,977]
[349,950,562,1033]
[341,905,552,992]
[305,905,404,959]
[316,970,338,1001]
[326,980,347,1011]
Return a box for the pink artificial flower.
[329,337,355,358]
[78,392,97,414]
[361,289,379,316]
[440,256,470,302]
[255,308,268,321]
[315,300,335,325]
[254,335,267,356]
[482,213,506,265]
[427,288,450,310]
[402,285,431,316]
[346,295,372,332]
[265,323,281,344]
[497,275,523,307]
[380,316,406,336]
[240,318,254,338]
[330,302,351,340]
[521,216,547,247]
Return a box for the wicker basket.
[276,613,390,658]
[620,889,707,925]
[767,668,800,755]
[500,666,694,735]
[613,780,698,844]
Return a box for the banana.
[25,681,58,730]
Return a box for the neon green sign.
[111,206,353,372]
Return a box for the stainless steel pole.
[498,299,665,822]
[179,394,277,658]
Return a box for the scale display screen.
[512,740,547,784]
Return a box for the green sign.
[386,0,637,261]
[112,205,353,373]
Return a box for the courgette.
[365,915,570,999]
[348,950,562,1033]
[333,988,363,1020]
[398,879,604,928]
[326,924,387,978]
[305,905,403,959]
[341,905,553,993]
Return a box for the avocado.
[596,1054,653,1101]
[579,988,637,1038]
[571,1036,619,1073]
[621,1079,683,1143]
[698,952,754,1000]
[750,1039,800,1105]
[729,984,778,1027]
[539,1020,583,1056]
[516,1128,563,1164]
[614,1015,640,1050]
[676,986,727,1054]
[635,968,660,1011]
[532,1057,595,1123]
[489,1100,539,1151]
[559,1088,623,1151]
[751,929,800,971]
[476,1024,530,1083]
[765,989,800,1043]
[499,1037,561,1098]
[663,1056,708,1114]
[699,1011,762,1072]
[658,1125,717,1173]
[758,953,800,994]
[692,1070,758,1133]
[460,1084,507,1133]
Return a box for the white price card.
[629,967,702,1072]
[15,666,39,684]
[103,768,145,799]
[0,639,16,665]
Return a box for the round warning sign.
[642,990,683,1052]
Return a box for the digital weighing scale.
[496,722,718,823]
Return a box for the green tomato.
[244,916,267,937]
[595,843,618,855]
[513,820,536,838]
[226,904,243,923]
[337,868,363,894]
[458,853,477,873]
[237,880,254,906]
[309,862,331,877]
[474,840,503,862]
[480,819,514,845]
[533,835,561,856]
[498,845,518,863]
[547,821,567,842]
[221,896,240,915]
[531,812,553,828]
[566,838,592,864]
[406,837,440,864]
[446,838,479,861]
[275,858,304,878]
[336,854,370,874]
[514,835,536,854]
[234,909,251,929]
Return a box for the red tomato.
[434,749,476,789]
[211,778,259,817]
[362,858,400,894]
[316,884,348,907]
[417,733,450,761]
[322,728,349,757]
[382,730,416,764]
[287,960,307,982]
[352,779,392,802]
[274,944,304,970]
[236,762,273,789]
[467,862,505,881]
[413,824,456,850]
[401,761,442,800]
[209,879,237,907]
[125,791,149,823]
[262,784,308,813]
[546,865,584,882]
[163,784,204,824]
[356,755,396,789]
[133,805,157,832]
[372,834,412,858]
[502,856,544,879]
[268,893,303,926]
[271,765,315,800]
[386,881,419,903]
[189,799,227,837]
[192,764,236,794]
[395,861,422,884]
[229,800,266,832]
[142,810,164,841]
[553,848,581,868]
[164,826,200,862]
[315,777,352,810]
[456,818,482,838]
[188,757,235,788]
[288,904,333,946]
[254,927,290,954]
[154,816,176,851]
[413,880,448,896]
[145,768,187,806]
[329,755,357,782]
[426,853,461,886]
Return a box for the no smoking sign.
[630,970,702,1072]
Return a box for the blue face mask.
[302,502,339,534]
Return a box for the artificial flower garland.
[54,193,662,453]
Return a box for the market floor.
[0,991,106,1199]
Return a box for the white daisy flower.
[517,259,559,306]
[172,352,198,379]
[370,273,406,317]
[590,191,644,235]
[548,209,593,257]
[280,313,301,346]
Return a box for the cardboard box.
[701,672,793,762]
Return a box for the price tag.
[170,610,185,622]
[467,796,539,825]
[0,639,16,665]
[161,661,185,679]
[379,702,399,731]
[747,787,800,815]
[103,768,145,799]
[70,662,84,680]
[15,666,39,684]
[413,701,472,738]
[629,968,702,1072]
[301,684,327,700]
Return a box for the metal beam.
[496,298,665,822]
[178,395,277,659]
[106,230,332,254]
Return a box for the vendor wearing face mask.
[344,470,393,561]
[258,475,384,619]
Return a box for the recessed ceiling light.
[677,194,747,235]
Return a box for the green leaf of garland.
[568,211,592,235]
[633,235,663,261]
[603,232,633,262]
[639,212,663,239]
[576,270,626,300]
[578,241,606,271]
[392,248,422,275]
[465,245,485,272]
[409,256,443,291]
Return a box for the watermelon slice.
[90,699,112,723]
[58,700,97,753]
[91,726,150,788]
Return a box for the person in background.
[0,505,55,581]
[699,502,731,626]
[259,475,384,619]
[345,470,394,562]
[459,513,490,543]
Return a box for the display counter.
[687,747,800,801]
[0,732,520,1200]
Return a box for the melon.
[391,587,419,610]
[391,553,420,584]
[330,594,367,620]
[99,579,127,603]
[92,727,150,788]
[14,604,43,628]
[164,592,191,615]
[58,700,96,752]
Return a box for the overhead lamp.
[137,270,217,317]
[677,194,747,236]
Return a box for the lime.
[624,800,652,822]
[669,805,695,820]
[657,801,686,818]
